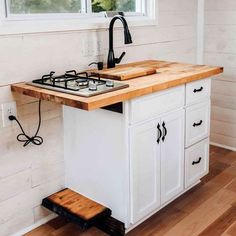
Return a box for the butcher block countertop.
[11,60,223,111]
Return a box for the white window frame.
[0,0,157,35]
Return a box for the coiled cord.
[9,100,43,147]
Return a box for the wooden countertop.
[11,60,223,111]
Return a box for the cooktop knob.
[106,80,114,87]
[89,82,97,91]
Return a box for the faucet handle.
[115,52,126,64]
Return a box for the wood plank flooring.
[25,145,236,236]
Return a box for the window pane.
[92,0,136,13]
[9,0,81,14]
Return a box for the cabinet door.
[185,101,210,147]
[185,138,209,188]
[130,119,161,224]
[160,109,185,204]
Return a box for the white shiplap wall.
[205,0,236,150]
[0,0,198,235]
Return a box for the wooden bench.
[42,188,125,235]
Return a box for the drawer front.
[185,138,209,188]
[185,101,210,147]
[130,85,185,124]
[186,79,211,105]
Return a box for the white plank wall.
[205,0,236,150]
[0,0,197,235]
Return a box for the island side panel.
[63,105,130,226]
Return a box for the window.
[92,0,136,13]
[8,0,82,14]
[0,0,156,35]
[5,0,142,16]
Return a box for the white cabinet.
[130,109,184,223]
[130,86,185,124]
[130,119,161,223]
[63,78,212,230]
[185,101,210,147]
[130,78,211,225]
[186,79,211,105]
[185,138,209,188]
[184,79,211,188]
[160,110,184,204]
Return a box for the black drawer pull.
[157,123,162,144]
[193,86,203,93]
[193,120,203,127]
[162,122,167,142]
[192,157,202,165]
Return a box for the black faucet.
[107,15,133,69]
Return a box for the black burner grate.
[32,70,105,92]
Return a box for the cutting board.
[94,66,157,81]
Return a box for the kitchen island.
[11,60,223,232]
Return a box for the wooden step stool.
[42,188,125,235]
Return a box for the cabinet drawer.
[185,138,209,188]
[130,85,185,124]
[185,101,210,147]
[186,79,211,105]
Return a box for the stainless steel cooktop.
[27,70,129,97]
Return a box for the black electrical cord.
[9,100,43,147]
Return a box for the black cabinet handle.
[193,86,203,93]
[193,120,203,127]
[162,122,167,142]
[192,157,202,165]
[157,123,162,144]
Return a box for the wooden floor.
[25,145,236,236]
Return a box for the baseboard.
[11,214,57,236]
[210,142,236,152]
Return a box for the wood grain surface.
[44,188,109,221]
[92,66,156,80]
[11,60,223,111]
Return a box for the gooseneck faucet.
[107,15,133,68]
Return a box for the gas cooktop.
[27,70,129,97]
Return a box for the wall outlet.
[1,101,17,127]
